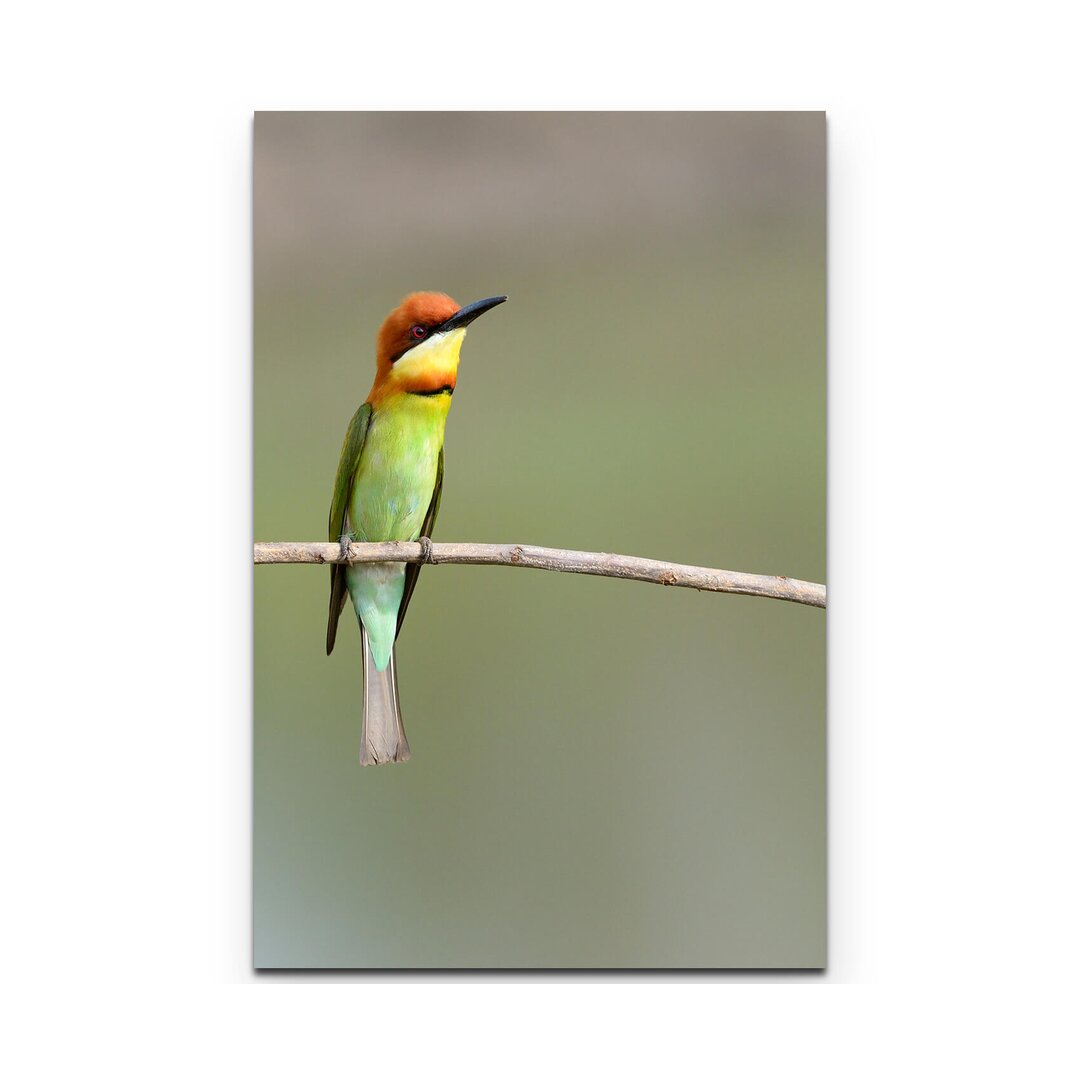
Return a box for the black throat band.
[408,385,454,398]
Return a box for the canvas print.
[253,111,826,968]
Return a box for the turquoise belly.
[345,403,444,670]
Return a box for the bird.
[326,292,507,764]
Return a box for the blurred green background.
[254,112,825,968]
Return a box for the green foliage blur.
[254,113,825,968]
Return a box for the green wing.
[325,402,372,655]
[396,448,443,638]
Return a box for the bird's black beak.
[437,295,508,333]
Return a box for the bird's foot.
[338,535,352,563]
[419,535,435,564]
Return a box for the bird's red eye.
[410,325,427,340]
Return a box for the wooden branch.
[254,541,826,609]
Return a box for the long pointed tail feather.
[360,626,410,765]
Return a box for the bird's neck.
[374,385,454,433]
[367,329,464,407]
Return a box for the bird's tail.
[360,626,410,765]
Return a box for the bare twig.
[254,541,826,609]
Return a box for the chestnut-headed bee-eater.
[326,292,507,764]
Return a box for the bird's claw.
[338,535,352,563]
[419,535,434,564]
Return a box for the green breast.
[350,396,446,542]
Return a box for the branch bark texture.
[254,541,826,609]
